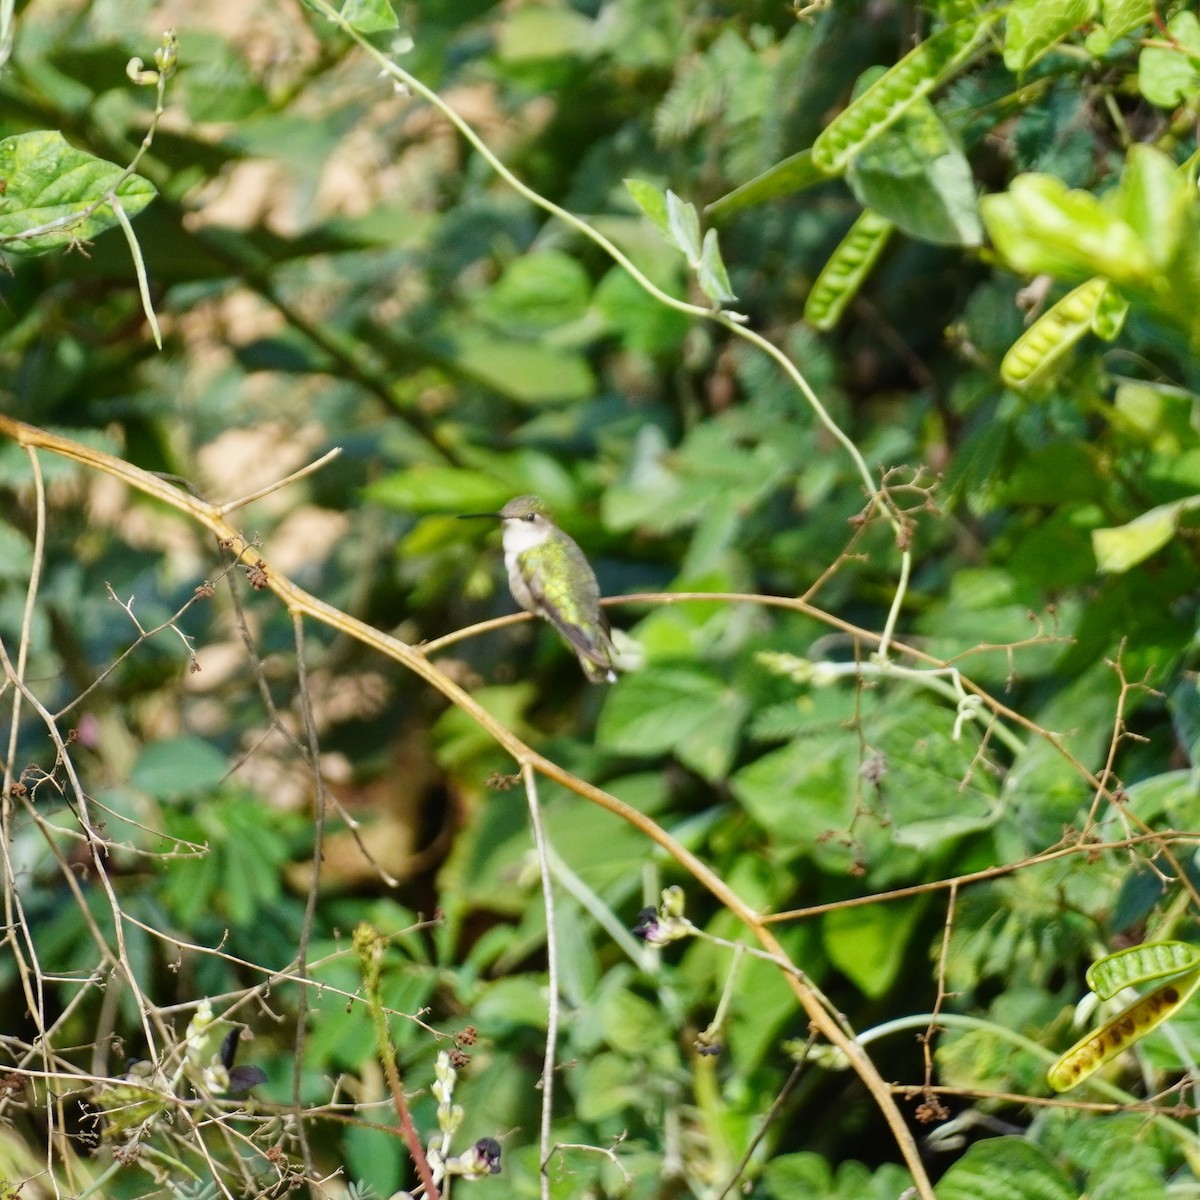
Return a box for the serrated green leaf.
[0,131,156,256]
[1004,0,1097,73]
[665,190,702,262]
[1091,496,1200,573]
[935,1137,1076,1200]
[1048,968,1200,1091]
[1138,10,1200,108]
[697,227,735,304]
[1086,941,1200,1000]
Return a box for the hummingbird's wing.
[524,548,615,672]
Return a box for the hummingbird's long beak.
[456,511,501,520]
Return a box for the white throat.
[501,517,552,557]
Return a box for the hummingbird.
[460,495,618,683]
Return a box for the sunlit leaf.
[980,173,1151,286]
[697,228,736,304]
[340,0,398,32]
[847,96,982,246]
[1092,496,1200,573]
[1138,10,1200,107]
[0,131,155,256]
[1004,0,1097,72]
[665,190,702,263]
[624,177,670,233]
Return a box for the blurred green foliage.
[4,0,1200,1197]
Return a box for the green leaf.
[706,149,830,219]
[340,0,399,32]
[624,177,670,233]
[1109,144,1189,270]
[496,5,594,61]
[1091,496,1200,573]
[935,1137,1076,1200]
[980,173,1151,286]
[812,15,997,174]
[345,1122,403,1197]
[1110,379,1200,452]
[1138,10,1200,108]
[1086,941,1200,1000]
[665,190,702,263]
[804,208,894,331]
[1084,0,1153,54]
[478,250,592,333]
[131,737,228,801]
[697,228,736,304]
[822,901,921,998]
[1048,968,1200,1091]
[0,131,156,256]
[445,328,596,405]
[593,266,690,354]
[846,96,982,246]
[366,466,509,514]
[596,668,748,781]
[1004,0,1097,72]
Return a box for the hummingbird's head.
[498,495,552,528]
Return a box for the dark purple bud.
[475,1137,502,1174]
[631,906,660,941]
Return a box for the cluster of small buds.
[631,886,696,946]
[432,1051,464,1140]
[182,1000,233,1093]
[127,30,178,86]
[421,1051,502,1186]
[754,651,841,686]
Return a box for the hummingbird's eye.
[524,513,536,521]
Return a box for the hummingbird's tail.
[579,655,618,684]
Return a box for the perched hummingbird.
[461,495,618,683]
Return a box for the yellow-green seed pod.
[804,209,894,331]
